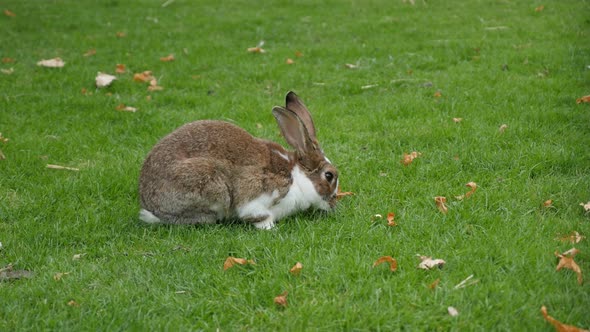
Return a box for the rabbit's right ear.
[272,106,316,154]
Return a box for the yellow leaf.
[401,151,421,166]
[289,262,303,276]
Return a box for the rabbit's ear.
[285,91,316,140]
[272,106,316,154]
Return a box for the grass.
[1,0,589,330]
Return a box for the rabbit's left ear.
[272,106,316,154]
[285,91,317,140]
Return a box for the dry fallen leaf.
[535,5,545,12]
[0,133,9,144]
[2,57,15,63]
[83,49,96,57]
[53,272,70,281]
[580,202,590,212]
[543,199,554,208]
[0,264,33,281]
[223,256,255,271]
[401,151,421,166]
[555,232,585,244]
[386,212,397,226]
[448,306,459,317]
[456,182,477,200]
[417,255,446,270]
[115,64,126,74]
[555,249,583,285]
[37,58,65,68]
[274,291,288,307]
[290,262,303,276]
[115,104,137,112]
[95,72,117,88]
[452,117,463,123]
[286,58,295,65]
[541,306,589,332]
[434,196,448,214]
[133,71,154,83]
[247,41,266,53]
[72,253,86,260]
[1,68,14,75]
[295,51,304,58]
[433,91,442,98]
[116,31,126,38]
[160,54,175,62]
[373,256,398,272]
[499,124,508,133]
[577,95,590,104]
[336,186,354,200]
[344,63,359,69]
[67,300,79,307]
[428,278,441,290]
[148,78,163,91]
[4,9,16,17]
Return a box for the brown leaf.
[541,306,589,332]
[555,232,585,244]
[285,58,295,65]
[223,256,255,270]
[160,54,175,62]
[543,199,554,208]
[428,278,441,290]
[2,57,15,63]
[417,255,446,270]
[116,31,126,38]
[577,95,590,104]
[37,58,65,68]
[289,262,303,276]
[434,196,448,214]
[247,41,266,53]
[0,264,33,281]
[115,64,126,74]
[555,249,583,285]
[4,9,16,17]
[336,186,354,200]
[401,151,421,166]
[386,212,397,226]
[456,182,477,200]
[373,256,398,272]
[294,51,304,58]
[133,71,154,83]
[83,49,96,57]
[148,78,164,91]
[535,5,545,12]
[274,291,288,307]
[433,91,442,98]
[115,104,137,112]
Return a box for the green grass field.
[1,0,589,330]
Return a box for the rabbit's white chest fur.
[237,165,329,229]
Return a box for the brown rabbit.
[138,91,339,229]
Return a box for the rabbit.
[138,91,339,229]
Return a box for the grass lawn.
[1,0,589,330]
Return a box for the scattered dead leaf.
[37,58,65,68]
[4,9,16,17]
[223,256,255,270]
[53,272,70,281]
[336,186,354,200]
[115,64,126,74]
[0,264,33,281]
[434,196,448,214]
[452,118,463,123]
[499,124,508,133]
[456,182,477,200]
[148,78,163,91]
[541,306,589,332]
[428,278,441,289]
[116,31,126,38]
[274,291,288,308]
[555,232,585,244]
[83,49,96,57]
[535,5,545,12]
[133,71,154,82]
[448,306,459,317]
[555,249,583,285]
[295,51,303,58]
[115,104,137,112]
[160,54,175,62]
[417,255,446,270]
[580,202,590,212]
[1,68,14,75]
[72,253,86,260]
[0,133,8,144]
[386,212,397,226]
[67,300,79,307]
[577,96,590,104]
[344,63,359,69]
[433,91,442,98]
[290,262,303,276]
[286,58,295,65]
[371,214,383,221]
[247,41,266,53]
[95,72,117,88]
[373,256,398,272]
[543,199,554,208]
[2,57,15,63]
[401,151,421,166]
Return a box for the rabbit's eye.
[324,171,334,182]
